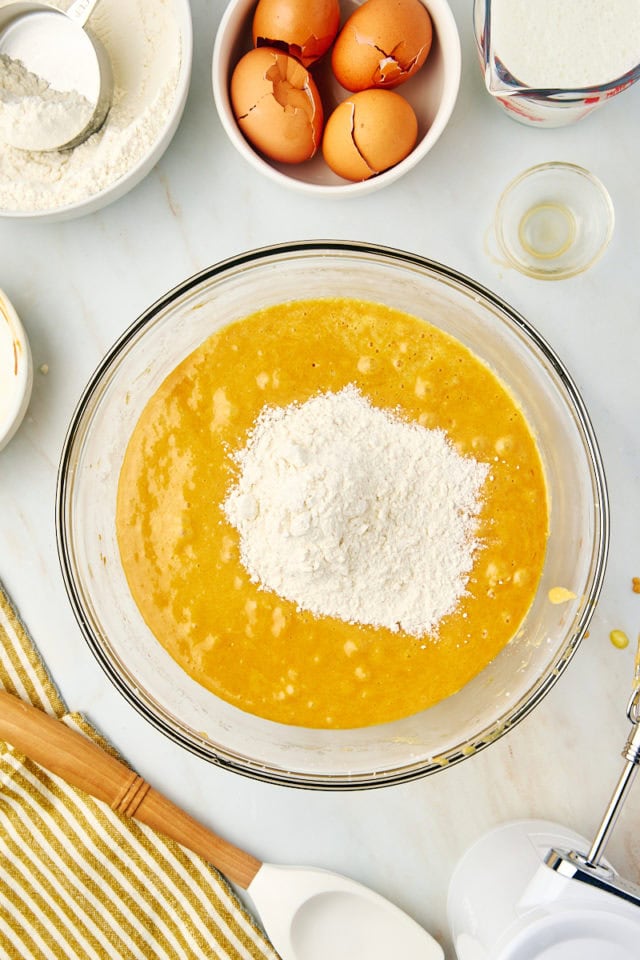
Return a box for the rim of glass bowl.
[56,240,609,790]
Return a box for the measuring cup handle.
[65,0,102,28]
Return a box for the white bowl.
[0,288,32,450]
[0,0,193,222]
[212,0,462,196]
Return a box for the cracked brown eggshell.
[230,47,324,164]
[322,89,418,181]
[252,0,341,68]
[331,0,433,91]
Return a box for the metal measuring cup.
[0,0,112,151]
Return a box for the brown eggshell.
[230,47,324,164]
[332,0,433,91]
[322,89,418,181]
[253,0,341,67]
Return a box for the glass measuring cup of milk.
[473,0,640,126]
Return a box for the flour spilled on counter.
[0,0,182,211]
[223,385,489,638]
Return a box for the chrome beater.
[545,638,640,908]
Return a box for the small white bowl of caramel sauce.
[0,289,33,451]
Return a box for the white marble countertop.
[1,2,640,956]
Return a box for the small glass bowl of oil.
[494,162,614,280]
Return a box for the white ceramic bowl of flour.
[0,0,192,221]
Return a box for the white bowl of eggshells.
[212,0,462,196]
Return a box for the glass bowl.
[56,242,609,789]
[494,163,615,281]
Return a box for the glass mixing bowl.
[56,242,609,789]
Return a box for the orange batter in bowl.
[116,298,548,728]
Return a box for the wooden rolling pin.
[0,689,261,888]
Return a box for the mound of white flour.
[223,385,489,638]
[0,54,94,151]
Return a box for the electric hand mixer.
[448,639,640,960]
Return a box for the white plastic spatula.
[0,690,443,960]
[248,863,442,960]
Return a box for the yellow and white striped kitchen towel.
[0,582,280,960]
